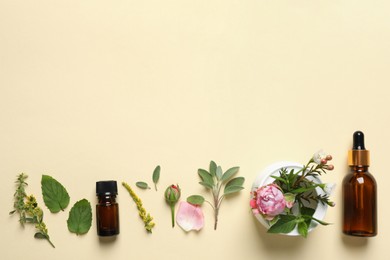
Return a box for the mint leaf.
[67,199,92,235]
[41,175,70,213]
[267,215,297,234]
[298,221,308,238]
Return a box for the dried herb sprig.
[10,173,55,248]
[122,182,155,233]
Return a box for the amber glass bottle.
[342,131,377,237]
[96,181,120,236]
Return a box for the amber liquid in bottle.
[342,131,377,237]
[96,181,120,236]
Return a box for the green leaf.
[199,181,213,189]
[198,169,214,187]
[34,232,46,239]
[298,221,308,238]
[209,161,217,177]
[187,195,205,205]
[271,176,288,184]
[216,166,223,180]
[136,181,150,189]
[67,199,92,235]
[152,165,160,191]
[221,166,240,182]
[41,175,70,213]
[223,185,244,195]
[225,177,245,189]
[267,215,297,234]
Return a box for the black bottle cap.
[348,131,370,166]
[96,180,118,195]
[353,131,366,150]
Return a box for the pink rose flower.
[252,184,287,220]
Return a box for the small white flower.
[313,149,327,164]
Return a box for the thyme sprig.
[10,173,55,248]
[122,182,155,233]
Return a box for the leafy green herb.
[152,165,160,191]
[10,173,55,248]
[41,175,70,213]
[67,199,92,235]
[188,161,245,230]
[267,215,297,234]
[136,181,151,189]
[122,182,155,233]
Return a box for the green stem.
[170,204,175,228]
[46,237,55,248]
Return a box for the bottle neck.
[97,194,117,204]
[350,165,369,173]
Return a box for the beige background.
[1,1,389,259]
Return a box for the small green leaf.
[34,232,46,239]
[216,166,223,180]
[225,177,245,189]
[198,169,214,187]
[152,165,160,191]
[41,175,70,213]
[136,182,150,189]
[223,185,244,195]
[298,221,308,238]
[187,195,205,205]
[199,181,213,189]
[67,199,92,235]
[221,167,240,182]
[209,161,217,177]
[271,176,288,184]
[267,215,297,234]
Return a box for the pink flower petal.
[176,201,204,232]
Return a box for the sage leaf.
[187,195,205,205]
[267,215,297,234]
[67,199,92,235]
[221,167,240,182]
[209,161,217,177]
[136,181,150,189]
[223,185,244,195]
[199,181,213,189]
[152,165,160,191]
[216,166,223,180]
[41,175,70,213]
[198,169,214,187]
[225,177,245,189]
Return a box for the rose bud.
[165,184,181,227]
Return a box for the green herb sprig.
[10,173,55,248]
[188,161,245,230]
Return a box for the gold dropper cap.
[348,131,370,166]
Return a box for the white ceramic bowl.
[251,161,328,236]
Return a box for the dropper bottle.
[342,131,377,237]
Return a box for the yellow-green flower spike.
[122,182,155,233]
